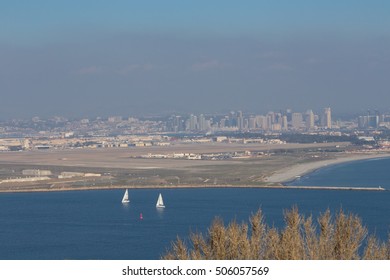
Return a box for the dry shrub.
[332,209,367,259]
[363,235,389,260]
[163,207,390,260]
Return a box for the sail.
[156,193,165,208]
[122,189,130,203]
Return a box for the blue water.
[288,157,390,188]
[1,158,390,259]
[0,185,389,259]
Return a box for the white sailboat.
[122,189,130,203]
[156,193,165,208]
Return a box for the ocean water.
[287,157,390,188]
[0,184,389,259]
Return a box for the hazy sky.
[1,1,390,119]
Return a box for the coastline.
[264,152,390,184]
[1,151,390,193]
[0,183,385,194]
[0,184,285,193]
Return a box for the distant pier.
[285,186,386,191]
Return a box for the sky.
[1,0,390,119]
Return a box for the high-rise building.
[282,115,288,130]
[306,110,315,130]
[275,113,282,126]
[321,108,332,129]
[266,115,273,130]
[291,112,303,129]
[256,115,268,130]
[286,109,292,122]
[237,111,244,130]
[171,115,183,132]
[228,111,237,127]
[189,114,198,131]
[198,114,207,131]
[248,116,257,130]
[358,116,368,128]
[358,113,379,129]
[367,115,379,128]
[219,117,226,128]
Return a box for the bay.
[0,185,389,259]
[287,157,390,188]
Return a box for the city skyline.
[1,1,390,118]
[2,106,390,137]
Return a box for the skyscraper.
[291,112,303,129]
[248,116,257,130]
[282,115,288,130]
[321,108,332,129]
[237,111,244,130]
[306,110,315,130]
[189,114,198,131]
[198,114,207,131]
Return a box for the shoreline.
[0,183,386,194]
[1,151,390,194]
[264,152,390,183]
[0,184,284,193]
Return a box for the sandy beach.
[265,152,390,183]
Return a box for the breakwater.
[286,186,385,191]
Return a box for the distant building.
[358,112,379,129]
[198,114,210,131]
[108,116,122,123]
[237,111,244,130]
[272,123,282,131]
[286,109,292,122]
[189,114,198,131]
[219,118,226,128]
[23,138,32,150]
[291,113,303,129]
[58,172,85,179]
[306,110,315,130]
[282,115,288,130]
[213,136,228,142]
[321,108,332,129]
[173,115,183,132]
[367,115,379,128]
[248,116,257,130]
[266,112,274,130]
[22,169,52,176]
[256,115,268,130]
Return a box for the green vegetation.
[163,207,390,260]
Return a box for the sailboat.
[121,189,130,203]
[156,193,165,208]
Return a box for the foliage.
[162,207,389,260]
